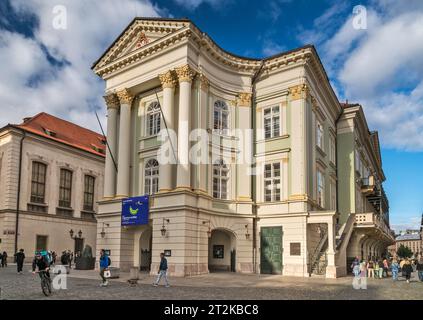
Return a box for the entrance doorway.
[208,229,236,272]
[139,228,152,271]
[260,226,283,274]
[74,238,84,255]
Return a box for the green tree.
[397,244,413,258]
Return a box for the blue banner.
[121,196,149,226]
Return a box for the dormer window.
[43,127,56,137]
[91,144,105,154]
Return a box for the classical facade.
[0,113,105,260]
[93,17,392,278]
[337,104,395,271]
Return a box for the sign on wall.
[121,196,149,226]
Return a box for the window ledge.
[140,134,159,141]
[56,206,73,211]
[257,134,289,143]
[329,161,336,170]
[28,202,48,207]
[316,145,326,157]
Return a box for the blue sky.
[0,0,422,231]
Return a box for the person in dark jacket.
[99,249,110,287]
[14,249,25,274]
[32,252,51,280]
[416,257,423,282]
[153,253,170,287]
[1,251,7,267]
[403,259,413,283]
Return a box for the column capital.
[175,64,196,83]
[289,83,309,101]
[116,88,134,105]
[159,70,177,89]
[198,73,210,91]
[237,92,252,107]
[103,93,120,109]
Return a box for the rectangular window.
[36,235,48,251]
[264,162,281,202]
[31,162,47,203]
[263,106,280,139]
[329,134,336,164]
[59,169,72,208]
[316,120,324,150]
[317,169,325,208]
[83,175,95,211]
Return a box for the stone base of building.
[325,265,346,278]
[283,264,309,277]
[150,263,209,277]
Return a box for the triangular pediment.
[93,18,190,71]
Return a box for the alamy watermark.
[352,5,367,30]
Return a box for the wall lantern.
[245,225,250,240]
[161,218,170,237]
[202,220,212,238]
[100,223,110,238]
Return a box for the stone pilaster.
[116,88,134,198]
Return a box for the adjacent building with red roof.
[0,112,105,262]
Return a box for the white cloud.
[173,0,228,10]
[0,0,161,132]
[298,1,423,151]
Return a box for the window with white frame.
[213,100,229,133]
[316,119,324,150]
[146,102,161,136]
[264,162,281,202]
[144,159,159,195]
[263,106,280,139]
[317,168,325,208]
[213,159,229,199]
[329,133,336,164]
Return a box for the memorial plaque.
[290,242,301,256]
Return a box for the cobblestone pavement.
[1,264,422,300]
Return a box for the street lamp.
[161,218,170,237]
[69,229,82,239]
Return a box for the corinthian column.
[116,88,134,198]
[103,93,119,198]
[175,64,196,189]
[158,70,177,191]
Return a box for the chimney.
[23,117,32,123]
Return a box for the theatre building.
[93,17,393,277]
[0,113,105,260]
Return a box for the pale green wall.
[337,131,355,224]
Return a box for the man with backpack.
[99,249,111,287]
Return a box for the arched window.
[146,102,161,136]
[213,159,229,199]
[144,159,159,195]
[213,100,229,133]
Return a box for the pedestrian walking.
[153,253,170,287]
[391,259,399,281]
[0,252,3,267]
[351,256,360,277]
[403,259,413,283]
[416,257,423,282]
[383,258,389,278]
[360,259,367,278]
[99,249,111,287]
[14,249,25,274]
[367,259,375,278]
[1,251,8,267]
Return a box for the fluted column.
[175,64,196,189]
[116,88,134,198]
[103,93,119,198]
[158,70,177,191]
